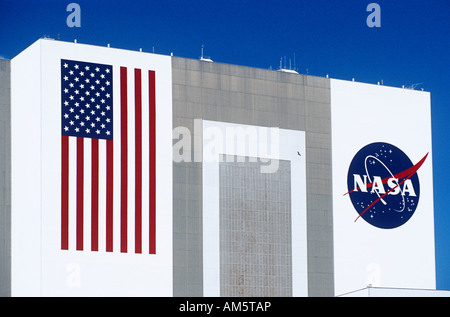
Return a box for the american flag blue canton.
[61,59,113,140]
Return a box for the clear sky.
[1,0,449,290]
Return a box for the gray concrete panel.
[0,59,11,297]
[172,57,334,297]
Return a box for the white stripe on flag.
[98,139,107,252]
[68,136,77,251]
[83,137,92,252]
[141,69,150,254]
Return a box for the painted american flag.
[60,59,156,254]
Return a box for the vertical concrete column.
[0,59,11,297]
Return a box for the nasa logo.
[345,142,428,229]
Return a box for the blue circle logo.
[345,142,428,229]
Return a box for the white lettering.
[352,175,417,197]
[203,126,223,163]
[366,262,381,287]
[402,179,417,197]
[225,126,257,162]
[66,263,81,288]
[178,120,281,173]
[387,177,400,195]
[66,3,81,28]
[179,301,213,314]
[370,176,386,195]
[366,3,381,28]
[173,126,191,162]
[222,301,271,312]
[354,174,368,192]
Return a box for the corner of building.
[0,58,11,297]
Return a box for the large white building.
[0,39,440,296]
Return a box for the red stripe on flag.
[149,70,156,254]
[120,67,128,253]
[106,139,114,252]
[61,135,69,250]
[76,137,84,251]
[135,68,143,254]
[91,138,99,251]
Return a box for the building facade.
[0,39,436,296]
[0,59,11,297]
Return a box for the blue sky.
[1,0,449,290]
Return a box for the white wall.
[11,39,173,296]
[330,79,435,296]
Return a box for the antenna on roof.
[407,83,423,90]
[200,44,213,62]
[293,53,297,72]
[278,54,299,74]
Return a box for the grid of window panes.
[219,156,292,297]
